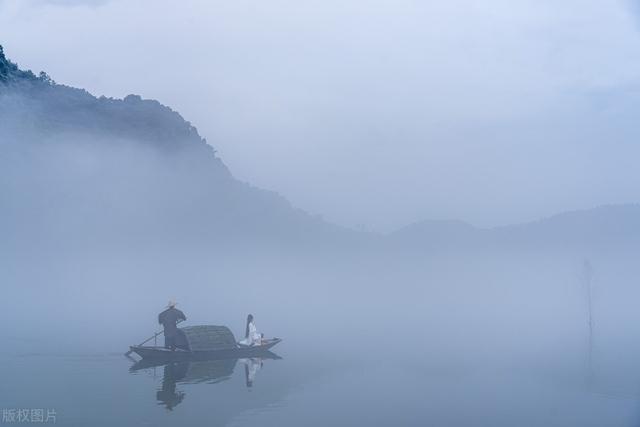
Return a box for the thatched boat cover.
[180,325,237,351]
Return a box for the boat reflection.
[240,357,263,388]
[129,352,281,410]
[156,362,188,410]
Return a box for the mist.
[3,0,640,230]
[3,3,640,425]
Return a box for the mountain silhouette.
[0,45,366,251]
[391,204,640,251]
[1,45,638,253]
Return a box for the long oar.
[124,319,184,356]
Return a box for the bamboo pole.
[124,319,185,356]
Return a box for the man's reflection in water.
[156,362,188,410]
[240,358,264,388]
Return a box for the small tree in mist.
[38,71,55,85]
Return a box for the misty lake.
[3,251,640,426]
[3,336,640,427]
[4,8,640,425]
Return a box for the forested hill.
[0,45,366,251]
[0,45,227,155]
[1,46,637,254]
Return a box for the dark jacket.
[158,307,186,337]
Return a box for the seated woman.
[238,314,263,346]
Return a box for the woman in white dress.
[239,314,262,346]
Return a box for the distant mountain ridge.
[1,45,638,253]
[391,204,640,251]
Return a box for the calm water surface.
[2,341,640,427]
[3,252,640,426]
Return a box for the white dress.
[240,358,262,382]
[239,321,262,346]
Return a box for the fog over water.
[3,2,640,425]
[3,130,640,425]
[4,247,640,426]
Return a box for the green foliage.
[0,44,38,83]
[0,44,209,150]
[38,71,55,85]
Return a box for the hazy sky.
[2,0,640,231]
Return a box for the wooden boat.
[129,349,281,371]
[129,340,282,361]
[129,325,282,362]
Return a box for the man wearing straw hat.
[158,300,187,350]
